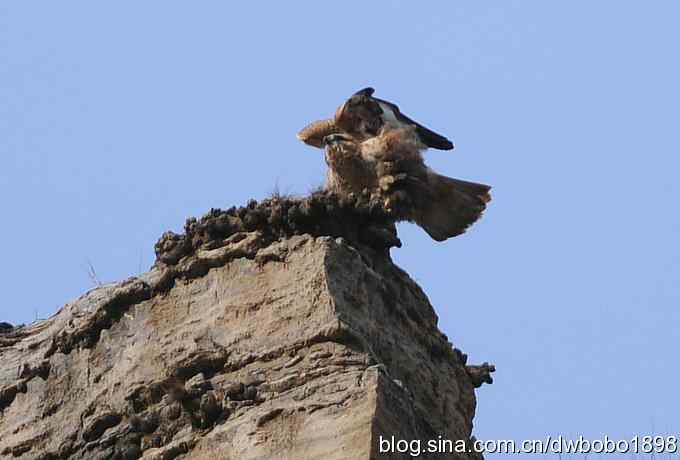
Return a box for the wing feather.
[297,119,339,148]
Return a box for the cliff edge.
[0,192,493,459]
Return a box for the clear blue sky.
[1,2,678,457]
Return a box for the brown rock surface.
[0,193,492,459]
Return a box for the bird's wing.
[373,96,454,151]
[297,119,340,149]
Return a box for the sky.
[1,1,679,458]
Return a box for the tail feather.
[414,172,491,241]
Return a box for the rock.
[466,362,496,388]
[198,391,221,427]
[160,402,182,421]
[82,412,122,442]
[283,355,303,368]
[0,198,491,459]
[308,350,332,361]
[128,413,159,434]
[223,381,245,400]
[184,372,211,398]
[118,443,142,460]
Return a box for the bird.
[322,126,490,241]
[297,87,454,150]
[298,87,491,241]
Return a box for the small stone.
[242,385,258,401]
[309,351,332,360]
[284,356,303,368]
[223,382,244,399]
[256,408,284,427]
[199,391,221,427]
[185,372,211,396]
[119,443,142,460]
[82,412,122,443]
[161,402,182,421]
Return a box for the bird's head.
[334,88,383,138]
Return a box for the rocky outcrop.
[0,192,493,459]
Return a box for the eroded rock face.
[0,195,492,460]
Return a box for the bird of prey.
[321,126,490,241]
[298,87,454,150]
[298,88,491,241]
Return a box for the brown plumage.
[298,88,455,151]
[296,118,339,148]
[298,88,491,241]
[323,127,490,240]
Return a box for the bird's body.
[323,127,490,240]
[323,134,379,195]
[323,129,422,195]
[297,87,491,241]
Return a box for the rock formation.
[0,191,493,459]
